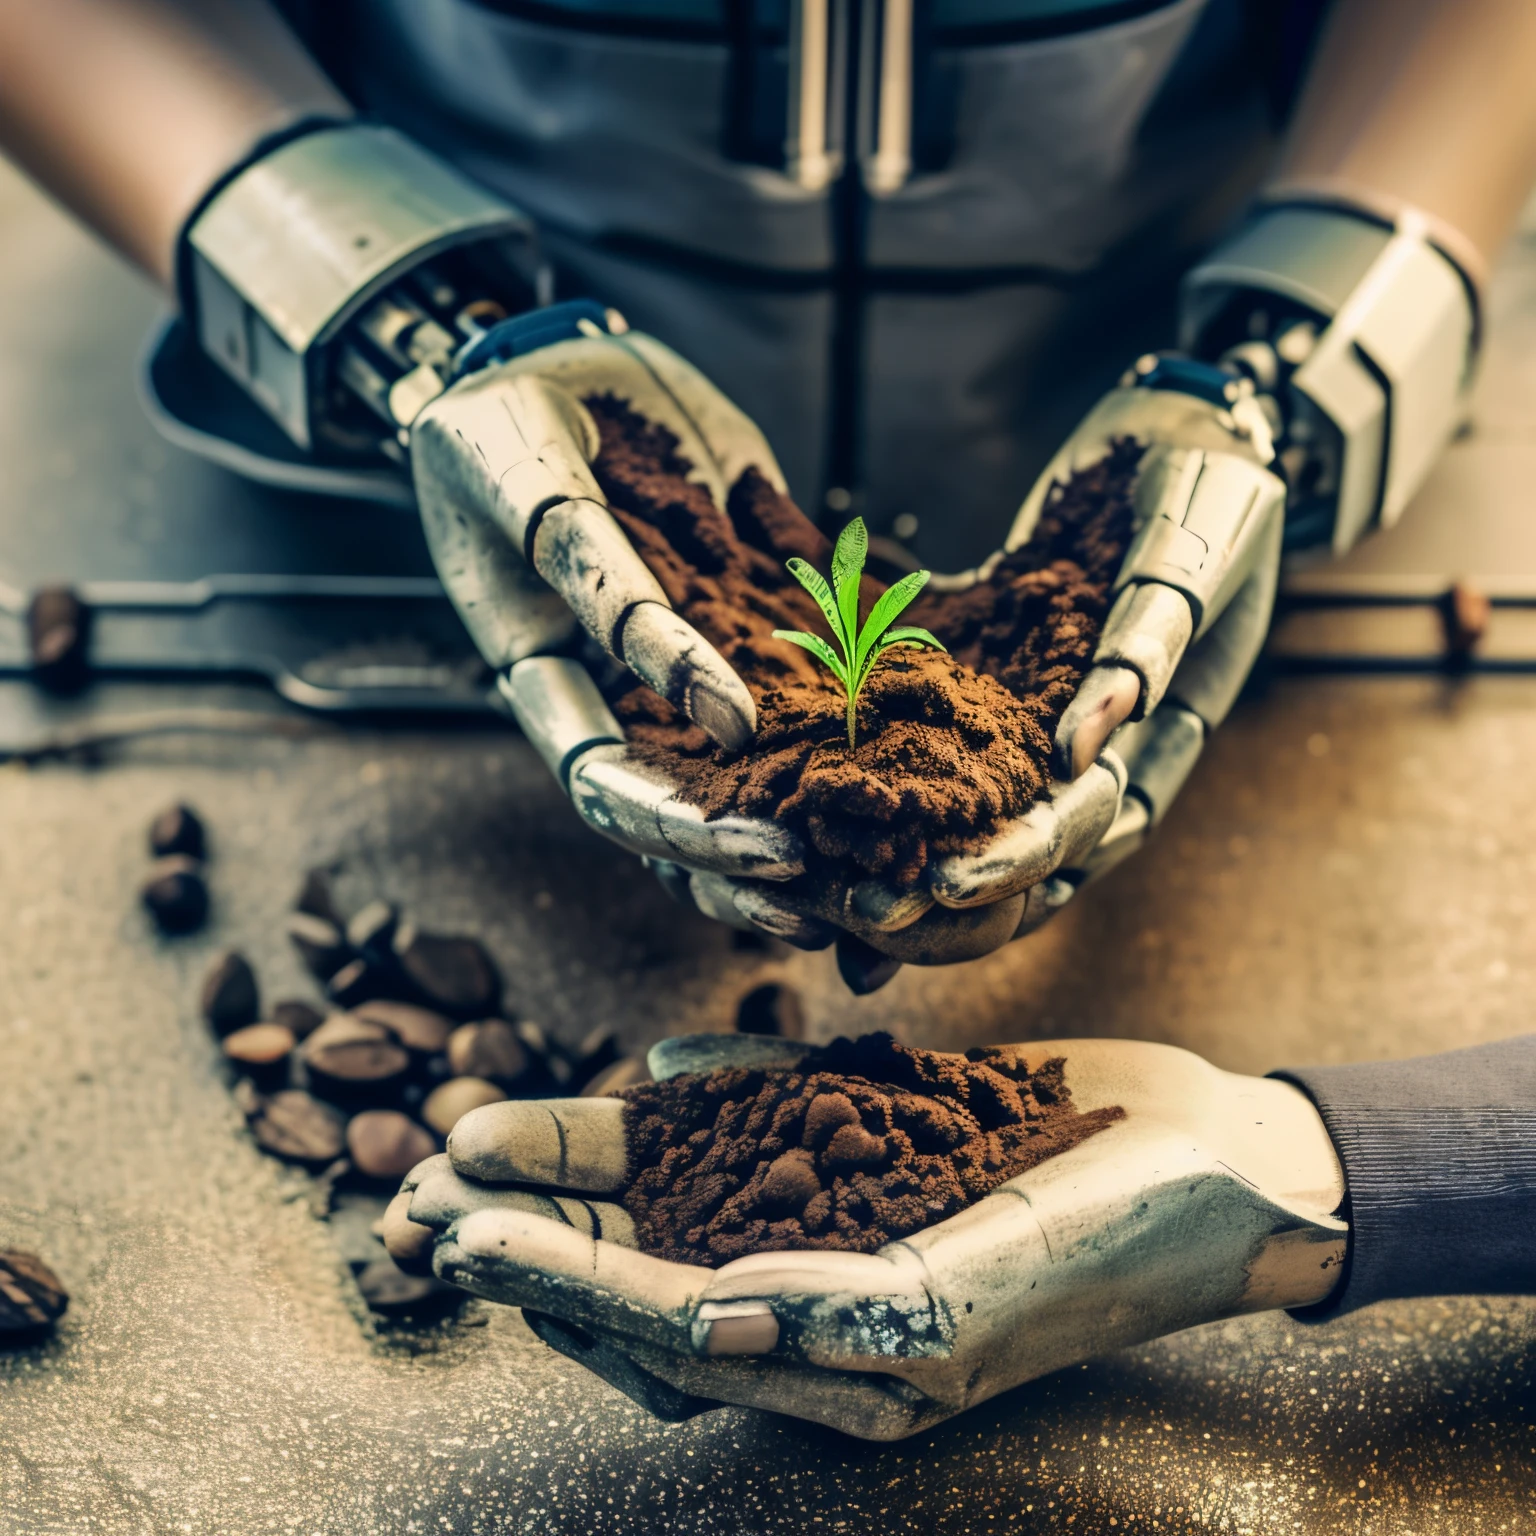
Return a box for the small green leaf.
[854,569,931,675]
[831,517,867,653]
[785,558,847,652]
[877,625,947,654]
[773,628,847,687]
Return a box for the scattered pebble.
[392,924,500,1018]
[250,1091,348,1164]
[222,1021,296,1069]
[445,1020,528,1085]
[270,999,325,1040]
[422,1076,506,1137]
[200,950,260,1034]
[141,855,208,935]
[286,912,350,981]
[354,1000,453,1055]
[302,1016,410,1089]
[581,1055,652,1097]
[346,1110,438,1180]
[148,803,205,860]
[355,1257,442,1312]
[326,957,390,1009]
[27,586,90,690]
[294,867,342,927]
[346,900,398,959]
[1439,578,1492,666]
[0,1250,69,1332]
[575,1024,618,1078]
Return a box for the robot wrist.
[1180,196,1479,554]
[179,121,546,461]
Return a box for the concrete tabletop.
[0,161,1531,1534]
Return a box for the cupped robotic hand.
[649,358,1292,988]
[410,316,814,892]
[383,1032,1345,1440]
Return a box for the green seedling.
[774,516,947,751]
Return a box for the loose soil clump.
[592,398,1139,887]
[618,1033,1124,1266]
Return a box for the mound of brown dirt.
[618,1033,1123,1266]
[591,395,1139,888]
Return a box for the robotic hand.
[383,1032,1347,1440]
[652,196,1481,988]
[179,128,1478,987]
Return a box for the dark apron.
[288,0,1320,565]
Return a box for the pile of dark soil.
[592,397,1139,887]
[618,1033,1124,1266]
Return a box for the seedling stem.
[773,517,946,751]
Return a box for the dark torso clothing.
[285,0,1326,563]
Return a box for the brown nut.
[250,1090,347,1164]
[346,1110,438,1180]
[148,802,205,860]
[354,1000,453,1055]
[445,1020,529,1085]
[221,1022,295,1068]
[200,950,259,1034]
[0,1250,69,1331]
[141,856,208,935]
[421,1077,506,1137]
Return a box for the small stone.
[326,957,394,1009]
[148,803,205,860]
[445,1020,529,1085]
[270,999,325,1041]
[356,1257,442,1312]
[251,1090,347,1163]
[574,1025,618,1080]
[27,586,90,690]
[346,899,399,959]
[346,1110,438,1180]
[514,1020,552,1059]
[0,1250,69,1332]
[200,950,259,1034]
[302,1015,410,1087]
[354,1000,453,1055]
[222,1022,295,1069]
[1439,578,1492,665]
[286,912,351,981]
[140,855,208,935]
[581,1055,652,1097]
[421,1077,506,1137]
[295,867,342,927]
[392,923,500,1018]
[735,982,804,1039]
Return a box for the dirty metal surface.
[0,167,1533,1533]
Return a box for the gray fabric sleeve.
[1270,1035,1536,1317]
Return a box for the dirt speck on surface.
[590,396,1138,887]
[618,1033,1124,1266]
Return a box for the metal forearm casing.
[1181,203,1476,554]
[186,124,534,449]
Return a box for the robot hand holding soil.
[383,1032,1348,1440]
[69,72,1473,989]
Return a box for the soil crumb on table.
[618,1033,1124,1266]
[591,396,1138,887]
